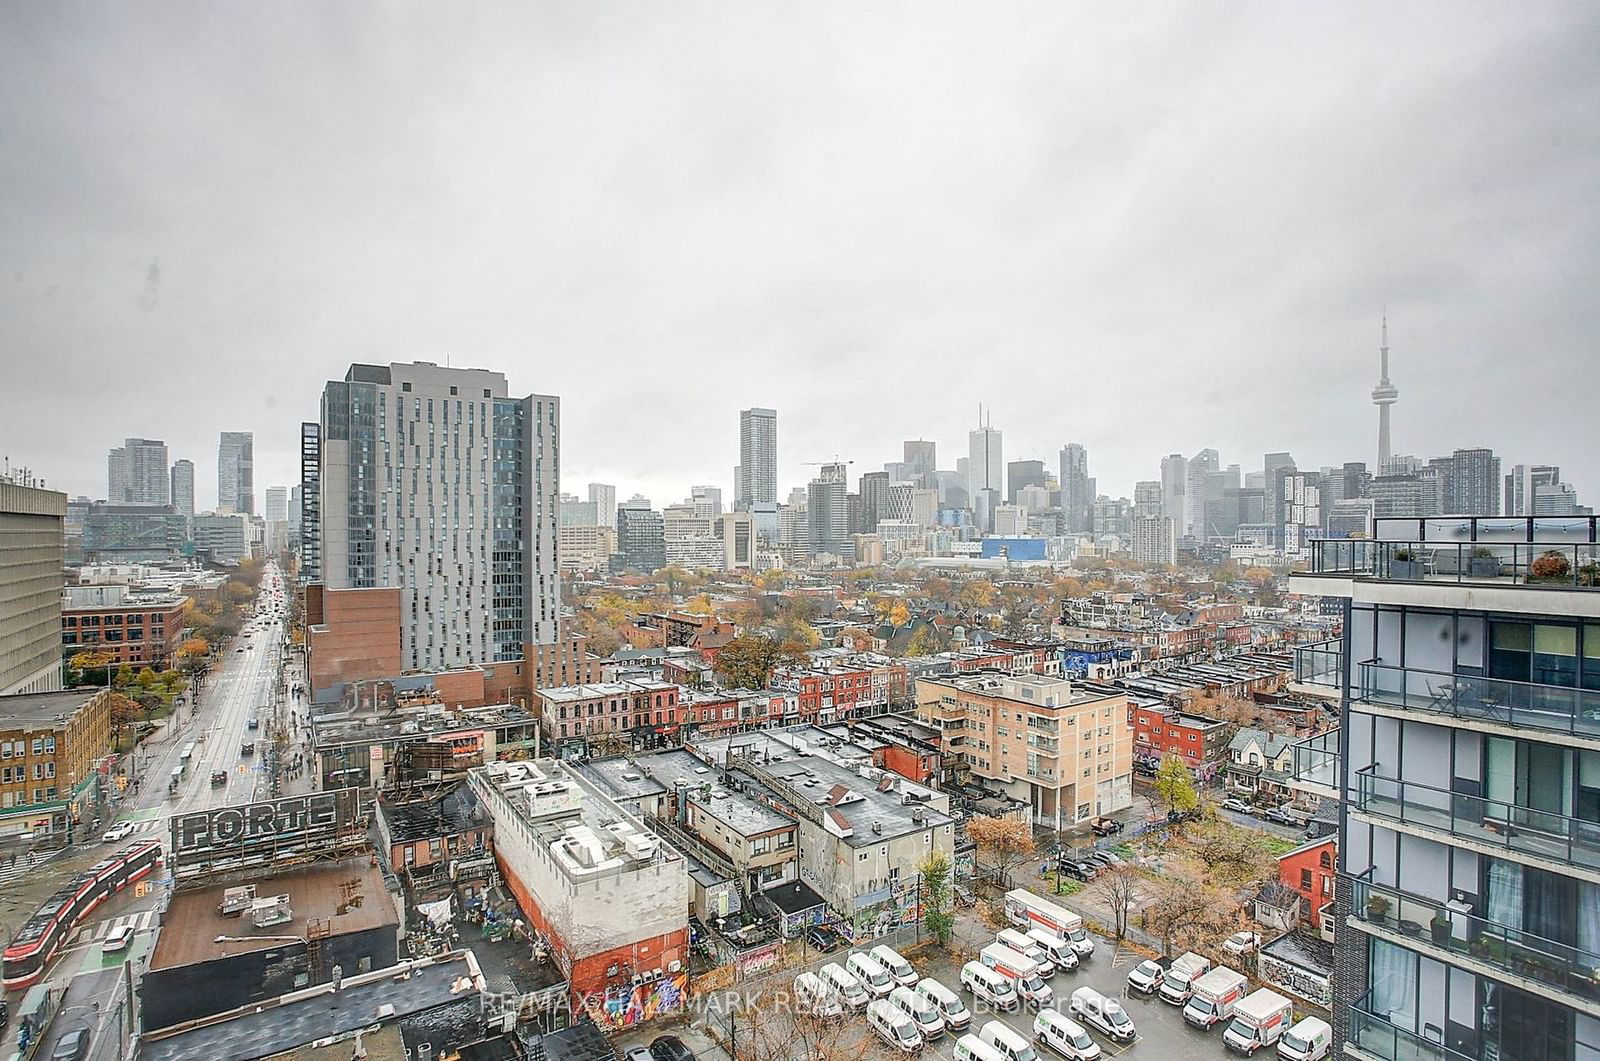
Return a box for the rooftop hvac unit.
[250,895,293,928]
[872,821,882,834]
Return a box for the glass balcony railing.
[1357,661,1600,740]
[1348,995,1474,1061]
[1351,876,1600,1005]
[1310,539,1600,588]
[1293,639,1342,687]
[1290,728,1340,792]
[1353,767,1600,873]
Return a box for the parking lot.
[634,907,1294,1061]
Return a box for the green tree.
[905,624,947,658]
[712,635,808,689]
[1154,754,1200,817]
[919,851,955,947]
[114,663,135,689]
[135,666,159,692]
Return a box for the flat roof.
[139,952,484,1061]
[757,755,951,847]
[151,858,398,971]
[381,784,485,844]
[578,751,791,836]
[0,689,100,730]
[311,703,536,747]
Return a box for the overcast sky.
[3,2,1597,513]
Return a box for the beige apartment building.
[916,673,1133,829]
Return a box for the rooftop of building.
[1259,929,1334,974]
[469,760,681,879]
[150,858,398,971]
[535,679,675,703]
[0,689,101,731]
[139,952,486,1061]
[917,671,1118,709]
[310,701,536,747]
[380,784,488,844]
[60,590,188,611]
[576,750,792,836]
[724,749,952,847]
[760,878,827,915]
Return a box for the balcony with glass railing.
[1308,532,1600,590]
[1289,727,1340,797]
[1350,875,1600,1006]
[1356,661,1600,742]
[1348,995,1475,1061]
[1293,639,1342,688]
[1352,768,1600,874]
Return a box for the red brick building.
[61,589,187,668]
[1129,706,1231,769]
[1277,836,1337,929]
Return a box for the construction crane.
[802,457,854,468]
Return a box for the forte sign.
[169,790,370,875]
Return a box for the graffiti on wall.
[585,972,689,1028]
[1260,953,1332,1009]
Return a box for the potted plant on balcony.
[1430,911,1452,945]
[1528,550,1572,584]
[1390,549,1425,581]
[1366,893,1391,924]
[1469,547,1502,578]
[1578,562,1600,588]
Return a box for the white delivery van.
[915,976,972,1032]
[1026,927,1080,971]
[1033,1009,1103,1061]
[961,960,1020,1011]
[793,971,842,1017]
[819,961,870,1012]
[997,928,1057,976]
[1068,986,1137,1043]
[980,943,1054,1007]
[889,984,945,1040]
[868,998,924,1054]
[1003,889,1095,958]
[954,1033,1009,1061]
[1277,1016,1333,1061]
[1157,952,1211,1005]
[871,943,919,988]
[1183,967,1248,1029]
[978,1018,1039,1061]
[1223,989,1294,1055]
[846,950,894,999]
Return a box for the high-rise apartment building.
[587,483,617,529]
[1445,447,1501,515]
[217,431,254,514]
[107,438,169,504]
[736,408,778,508]
[806,463,849,560]
[308,362,559,670]
[1059,444,1091,534]
[616,506,665,574]
[169,459,194,519]
[1505,465,1561,517]
[857,471,891,534]
[1263,451,1296,541]
[1186,448,1220,539]
[1132,481,1163,519]
[299,422,322,583]
[265,486,288,523]
[1292,515,1600,1061]
[1131,515,1176,566]
[1160,454,1187,538]
[0,477,66,696]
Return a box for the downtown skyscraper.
[735,407,778,508]
[967,410,1002,532]
[217,430,254,514]
[169,458,194,519]
[304,362,560,670]
[1059,443,1091,534]
[107,438,169,504]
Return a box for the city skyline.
[3,4,1597,514]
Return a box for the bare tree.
[1142,866,1241,957]
[1097,864,1143,940]
[723,980,872,1061]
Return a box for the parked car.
[1058,859,1097,882]
[648,1035,695,1061]
[1126,959,1166,995]
[102,822,134,843]
[1223,930,1263,957]
[1089,817,1124,837]
[1221,798,1254,814]
[1264,806,1300,826]
[623,1047,654,1061]
[806,926,845,953]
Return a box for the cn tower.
[1371,313,1399,468]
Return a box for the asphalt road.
[2,563,291,1061]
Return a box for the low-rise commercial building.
[60,585,188,667]
[0,688,113,842]
[468,759,688,1027]
[310,698,540,792]
[1128,705,1231,770]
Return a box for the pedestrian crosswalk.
[75,909,157,945]
[0,847,63,888]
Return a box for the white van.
[871,944,919,988]
[867,998,924,1054]
[954,1033,1009,1061]
[997,927,1057,976]
[1069,986,1137,1044]
[793,971,842,1017]
[1026,927,1080,971]
[915,976,972,1032]
[819,961,870,1011]
[978,1018,1039,1061]
[960,960,1020,1011]
[846,951,894,998]
[1278,1016,1332,1061]
[889,984,945,1040]
[980,943,1053,1008]
[1033,1010,1103,1061]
